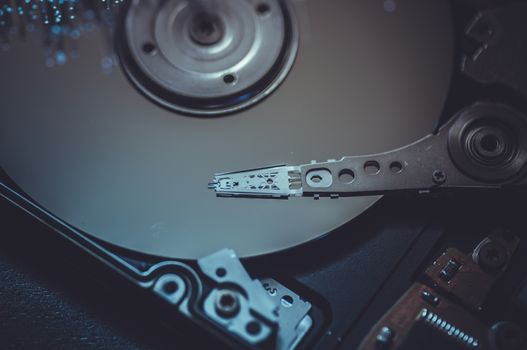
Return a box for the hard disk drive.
[1,0,527,349]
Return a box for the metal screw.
[421,290,440,306]
[215,289,240,318]
[376,326,395,348]
[432,170,447,185]
[476,241,508,272]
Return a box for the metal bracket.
[198,249,279,346]
[198,249,313,349]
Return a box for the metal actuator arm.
[208,102,527,199]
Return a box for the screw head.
[215,289,240,318]
[477,241,508,272]
[432,170,447,185]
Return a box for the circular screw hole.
[189,12,224,46]
[256,3,271,15]
[246,321,262,335]
[480,134,500,153]
[310,175,323,183]
[197,20,214,37]
[364,160,381,175]
[338,169,355,184]
[220,293,236,308]
[281,295,294,308]
[390,161,403,174]
[223,74,236,84]
[163,281,179,294]
[216,267,227,277]
[142,42,156,55]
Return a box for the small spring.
[418,309,480,348]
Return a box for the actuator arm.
[208,103,527,199]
